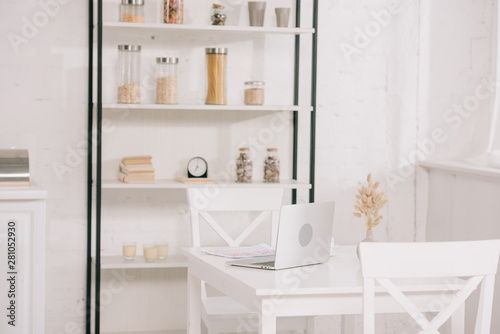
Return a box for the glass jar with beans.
[236,148,252,183]
[264,148,280,182]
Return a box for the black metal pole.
[86,0,93,333]
[95,0,103,333]
[309,0,319,203]
[292,0,301,205]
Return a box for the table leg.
[187,271,202,334]
[341,315,355,334]
[259,299,276,334]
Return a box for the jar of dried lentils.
[155,57,178,104]
[236,148,252,183]
[117,44,141,104]
[120,0,145,23]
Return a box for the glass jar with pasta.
[205,48,227,105]
[164,0,184,24]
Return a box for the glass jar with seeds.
[120,0,145,23]
[236,148,252,183]
[264,148,280,182]
[155,57,178,104]
[117,44,141,104]
[205,48,227,105]
[244,81,265,105]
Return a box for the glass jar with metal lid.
[155,57,178,104]
[244,81,265,105]
[264,148,280,182]
[120,0,145,23]
[236,148,252,183]
[117,44,141,104]
[206,48,228,105]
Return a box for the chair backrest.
[359,240,500,334]
[186,187,284,248]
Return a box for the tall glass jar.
[236,148,252,183]
[155,57,178,104]
[264,148,280,182]
[211,4,226,25]
[120,0,145,23]
[117,45,141,104]
[164,0,184,24]
[206,48,227,105]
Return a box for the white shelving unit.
[104,21,314,35]
[89,1,318,333]
[101,179,311,189]
[96,254,187,269]
[102,103,313,113]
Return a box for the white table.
[183,246,465,334]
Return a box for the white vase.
[357,229,375,259]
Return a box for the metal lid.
[245,81,265,86]
[156,57,178,64]
[122,0,144,5]
[205,47,228,54]
[239,147,250,151]
[118,44,141,51]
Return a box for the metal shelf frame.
[86,0,319,332]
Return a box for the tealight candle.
[122,242,137,260]
[156,241,169,260]
[143,243,158,262]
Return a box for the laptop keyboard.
[252,260,275,267]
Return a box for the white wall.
[0,0,495,333]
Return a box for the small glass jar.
[155,57,178,104]
[211,4,227,25]
[117,45,141,104]
[206,48,228,105]
[120,0,145,23]
[264,148,280,182]
[143,243,158,262]
[164,0,184,24]
[122,242,137,260]
[236,148,252,183]
[244,81,265,105]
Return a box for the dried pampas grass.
[354,173,388,230]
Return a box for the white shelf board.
[101,103,313,113]
[103,21,314,35]
[420,160,500,179]
[95,254,187,269]
[101,330,185,334]
[101,179,311,190]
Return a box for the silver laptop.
[228,201,335,270]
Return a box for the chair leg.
[341,315,355,334]
[306,316,315,334]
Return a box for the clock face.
[187,157,208,178]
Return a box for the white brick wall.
[0,0,495,333]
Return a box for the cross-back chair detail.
[359,240,500,334]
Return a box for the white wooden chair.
[359,240,500,334]
[186,187,313,334]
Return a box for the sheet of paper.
[201,243,275,259]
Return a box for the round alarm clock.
[187,157,208,178]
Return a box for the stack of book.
[118,155,155,183]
